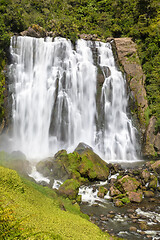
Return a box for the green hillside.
[0,165,118,239]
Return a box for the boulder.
[141,169,150,183]
[116,175,141,193]
[97,186,108,198]
[139,221,148,231]
[127,191,143,203]
[144,191,155,198]
[114,199,123,207]
[129,226,137,232]
[148,175,158,190]
[109,186,121,197]
[36,150,72,180]
[36,145,109,183]
[78,148,109,181]
[58,179,80,200]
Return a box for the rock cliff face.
[113,37,159,158]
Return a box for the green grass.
[0,165,115,239]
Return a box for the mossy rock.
[79,148,109,181]
[116,175,141,193]
[148,175,158,190]
[58,179,80,200]
[36,146,109,183]
[97,186,108,198]
[127,191,142,203]
[36,150,71,180]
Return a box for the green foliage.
[0,166,109,239]
[144,107,151,127]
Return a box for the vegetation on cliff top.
[0,0,160,131]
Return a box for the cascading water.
[9,36,138,161]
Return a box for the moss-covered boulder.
[36,150,70,180]
[36,145,109,183]
[97,186,108,198]
[78,148,109,181]
[141,169,150,183]
[116,175,141,193]
[148,175,158,190]
[127,191,143,203]
[58,179,80,200]
[109,186,121,197]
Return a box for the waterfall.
[9,36,138,161]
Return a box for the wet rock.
[101,216,108,221]
[97,186,108,198]
[38,181,50,187]
[128,191,143,203]
[144,190,155,198]
[129,214,138,219]
[36,151,70,180]
[10,151,26,160]
[129,226,137,232]
[110,186,121,197]
[106,214,114,219]
[109,211,115,214]
[132,219,137,223]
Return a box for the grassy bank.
[0,165,118,239]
